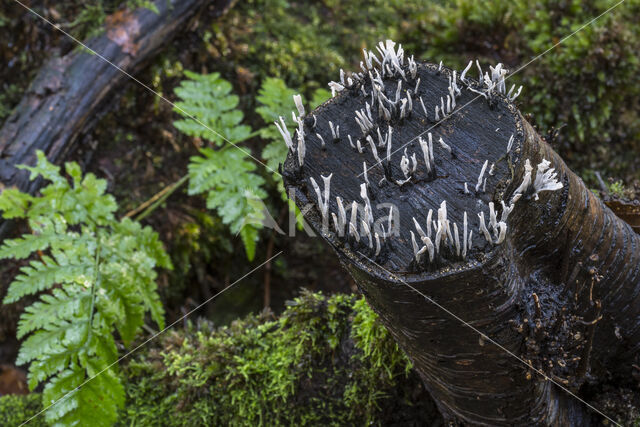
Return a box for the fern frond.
[41,368,82,421]
[173,71,251,145]
[174,71,270,259]
[112,289,145,345]
[0,151,170,426]
[101,223,166,331]
[189,149,267,232]
[240,225,260,261]
[27,348,76,390]
[187,147,267,259]
[96,258,146,344]
[135,278,164,331]
[115,218,173,270]
[16,321,77,366]
[17,287,89,339]
[0,231,56,260]
[17,150,65,185]
[0,187,33,219]
[3,258,90,304]
[68,171,118,225]
[41,365,124,427]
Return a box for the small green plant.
[608,179,630,199]
[0,151,171,426]
[173,71,266,261]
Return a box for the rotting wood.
[282,41,639,425]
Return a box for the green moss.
[607,179,633,199]
[119,290,426,426]
[0,291,432,426]
[209,0,433,96]
[210,0,639,185]
[3,290,638,425]
[410,0,640,183]
[63,1,159,41]
[0,393,45,427]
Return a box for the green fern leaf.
[43,366,124,427]
[0,187,33,219]
[174,71,270,259]
[17,287,89,339]
[27,349,75,391]
[17,150,65,185]
[41,368,82,421]
[1,151,170,426]
[113,291,146,345]
[239,225,259,261]
[136,279,164,331]
[17,324,71,366]
[41,363,124,427]
[173,71,251,145]
[187,148,266,258]
[4,258,90,304]
[0,231,56,260]
[310,88,331,109]
[115,218,173,270]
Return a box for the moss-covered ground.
[0,291,440,426]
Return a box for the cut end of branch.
[282,40,562,278]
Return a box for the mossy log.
[282,42,640,425]
[0,0,233,238]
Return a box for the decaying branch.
[0,0,233,238]
[281,40,639,425]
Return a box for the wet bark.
[282,60,639,425]
[0,0,233,238]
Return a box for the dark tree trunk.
[282,53,639,425]
[0,0,233,237]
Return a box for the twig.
[123,174,189,220]
[576,300,602,379]
[264,235,275,309]
[86,243,101,347]
[595,171,608,195]
[263,206,287,309]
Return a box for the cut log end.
[283,61,525,277]
[282,41,637,425]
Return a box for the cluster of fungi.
[279,40,562,273]
[278,40,640,425]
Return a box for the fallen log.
[282,41,639,425]
[0,0,233,238]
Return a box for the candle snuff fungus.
[280,39,563,272]
[275,37,640,427]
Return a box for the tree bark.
[282,57,639,425]
[0,0,233,238]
